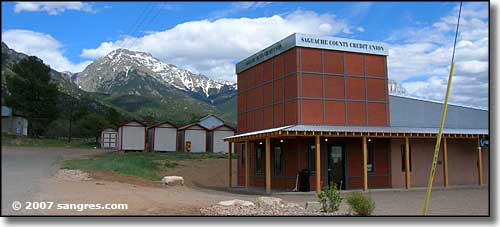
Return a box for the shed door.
[103,132,117,148]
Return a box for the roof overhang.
[224,125,488,143]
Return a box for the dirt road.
[1,147,489,216]
[1,147,109,215]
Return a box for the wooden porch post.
[315,135,321,193]
[477,138,483,186]
[443,138,448,188]
[405,137,411,190]
[245,140,250,188]
[362,136,368,192]
[265,137,271,193]
[228,142,232,189]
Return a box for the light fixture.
[368,138,372,142]
[324,138,328,142]
[259,142,263,145]
[280,139,284,143]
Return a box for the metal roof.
[224,125,293,139]
[284,125,488,135]
[224,125,488,141]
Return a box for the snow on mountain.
[75,48,236,97]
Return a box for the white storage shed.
[117,120,147,151]
[208,124,236,153]
[178,123,207,153]
[100,128,117,149]
[148,121,178,152]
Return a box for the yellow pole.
[405,137,411,190]
[265,137,271,193]
[228,142,232,189]
[245,140,250,188]
[477,138,483,186]
[315,136,321,193]
[362,136,368,192]
[422,2,461,215]
[422,63,455,215]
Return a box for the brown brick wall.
[236,46,389,133]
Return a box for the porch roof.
[224,125,488,142]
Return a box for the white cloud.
[81,10,355,82]
[2,29,92,72]
[13,2,95,15]
[388,2,488,109]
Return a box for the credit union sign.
[236,33,389,74]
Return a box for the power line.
[121,2,155,49]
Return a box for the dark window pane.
[241,144,246,166]
[368,143,375,173]
[256,147,263,174]
[308,143,316,173]
[274,145,283,175]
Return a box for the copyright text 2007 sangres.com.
[11,201,128,212]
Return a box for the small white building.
[117,120,147,151]
[100,128,117,149]
[1,106,28,136]
[208,124,236,153]
[148,121,178,152]
[178,123,207,153]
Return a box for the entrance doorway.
[327,144,346,189]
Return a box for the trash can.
[299,169,310,192]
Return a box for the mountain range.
[1,42,237,125]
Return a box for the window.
[367,143,375,173]
[401,144,412,172]
[307,143,316,173]
[274,144,283,175]
[256,146,263,174]
[241,144,246,167]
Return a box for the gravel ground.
[200,197,346,216]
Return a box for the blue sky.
[1,2,489,108]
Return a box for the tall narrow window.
[401,144,412,172]
[241,144,246,167]
[256,146,263,174]
[308,143,316,173]
[274,144,283,175]
[367,143,375,173]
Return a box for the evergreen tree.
[5,56,59,137]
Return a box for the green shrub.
[317,183,343,213]
[346,191,375,216]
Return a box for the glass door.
[327,145,345,189]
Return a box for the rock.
[255,197,283,207]
[161,176,184,186]
[54,169,91,181]
[218,199,255,207]
[305,201,321,211]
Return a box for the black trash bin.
[299,169,310,192]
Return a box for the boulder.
[161,176,184,186]
[255,197,283,207]
[218,199,255,207]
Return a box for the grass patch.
[2,134,96,149]
[62,151,228,181]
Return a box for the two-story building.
[224,33,489,193]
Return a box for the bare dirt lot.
[2,147,489,216]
